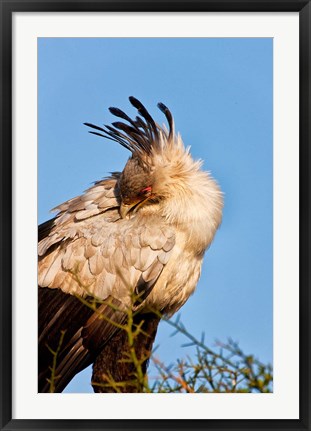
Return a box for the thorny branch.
[45,269,273,393]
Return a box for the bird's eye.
[139,186,152,196]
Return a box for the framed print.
[1,1,310,430]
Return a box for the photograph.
[2,2,309,428]
[38,36,273,394]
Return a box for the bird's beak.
[120,202,136,219]
[120,198,149,219]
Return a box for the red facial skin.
[140,186,152,194]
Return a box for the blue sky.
[38,37,273,393]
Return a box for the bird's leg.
[91,313,160,393]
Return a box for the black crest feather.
[84,97,174,156]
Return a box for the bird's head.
[118,156,155,218]
[85,97,223,226]
[85,96,175,218]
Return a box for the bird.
[38,96,223,393]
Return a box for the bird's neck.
[144,138,223,254]
[166,176,222,253]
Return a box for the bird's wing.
[38,179,176,302]
[38,218,175,391]
[38,286,127,392]
[38,178,176,391]
[38,175,121,256]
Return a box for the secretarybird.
[38,97,223,393]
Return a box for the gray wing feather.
[38,177,176,305]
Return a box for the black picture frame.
[1,1,310,430]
